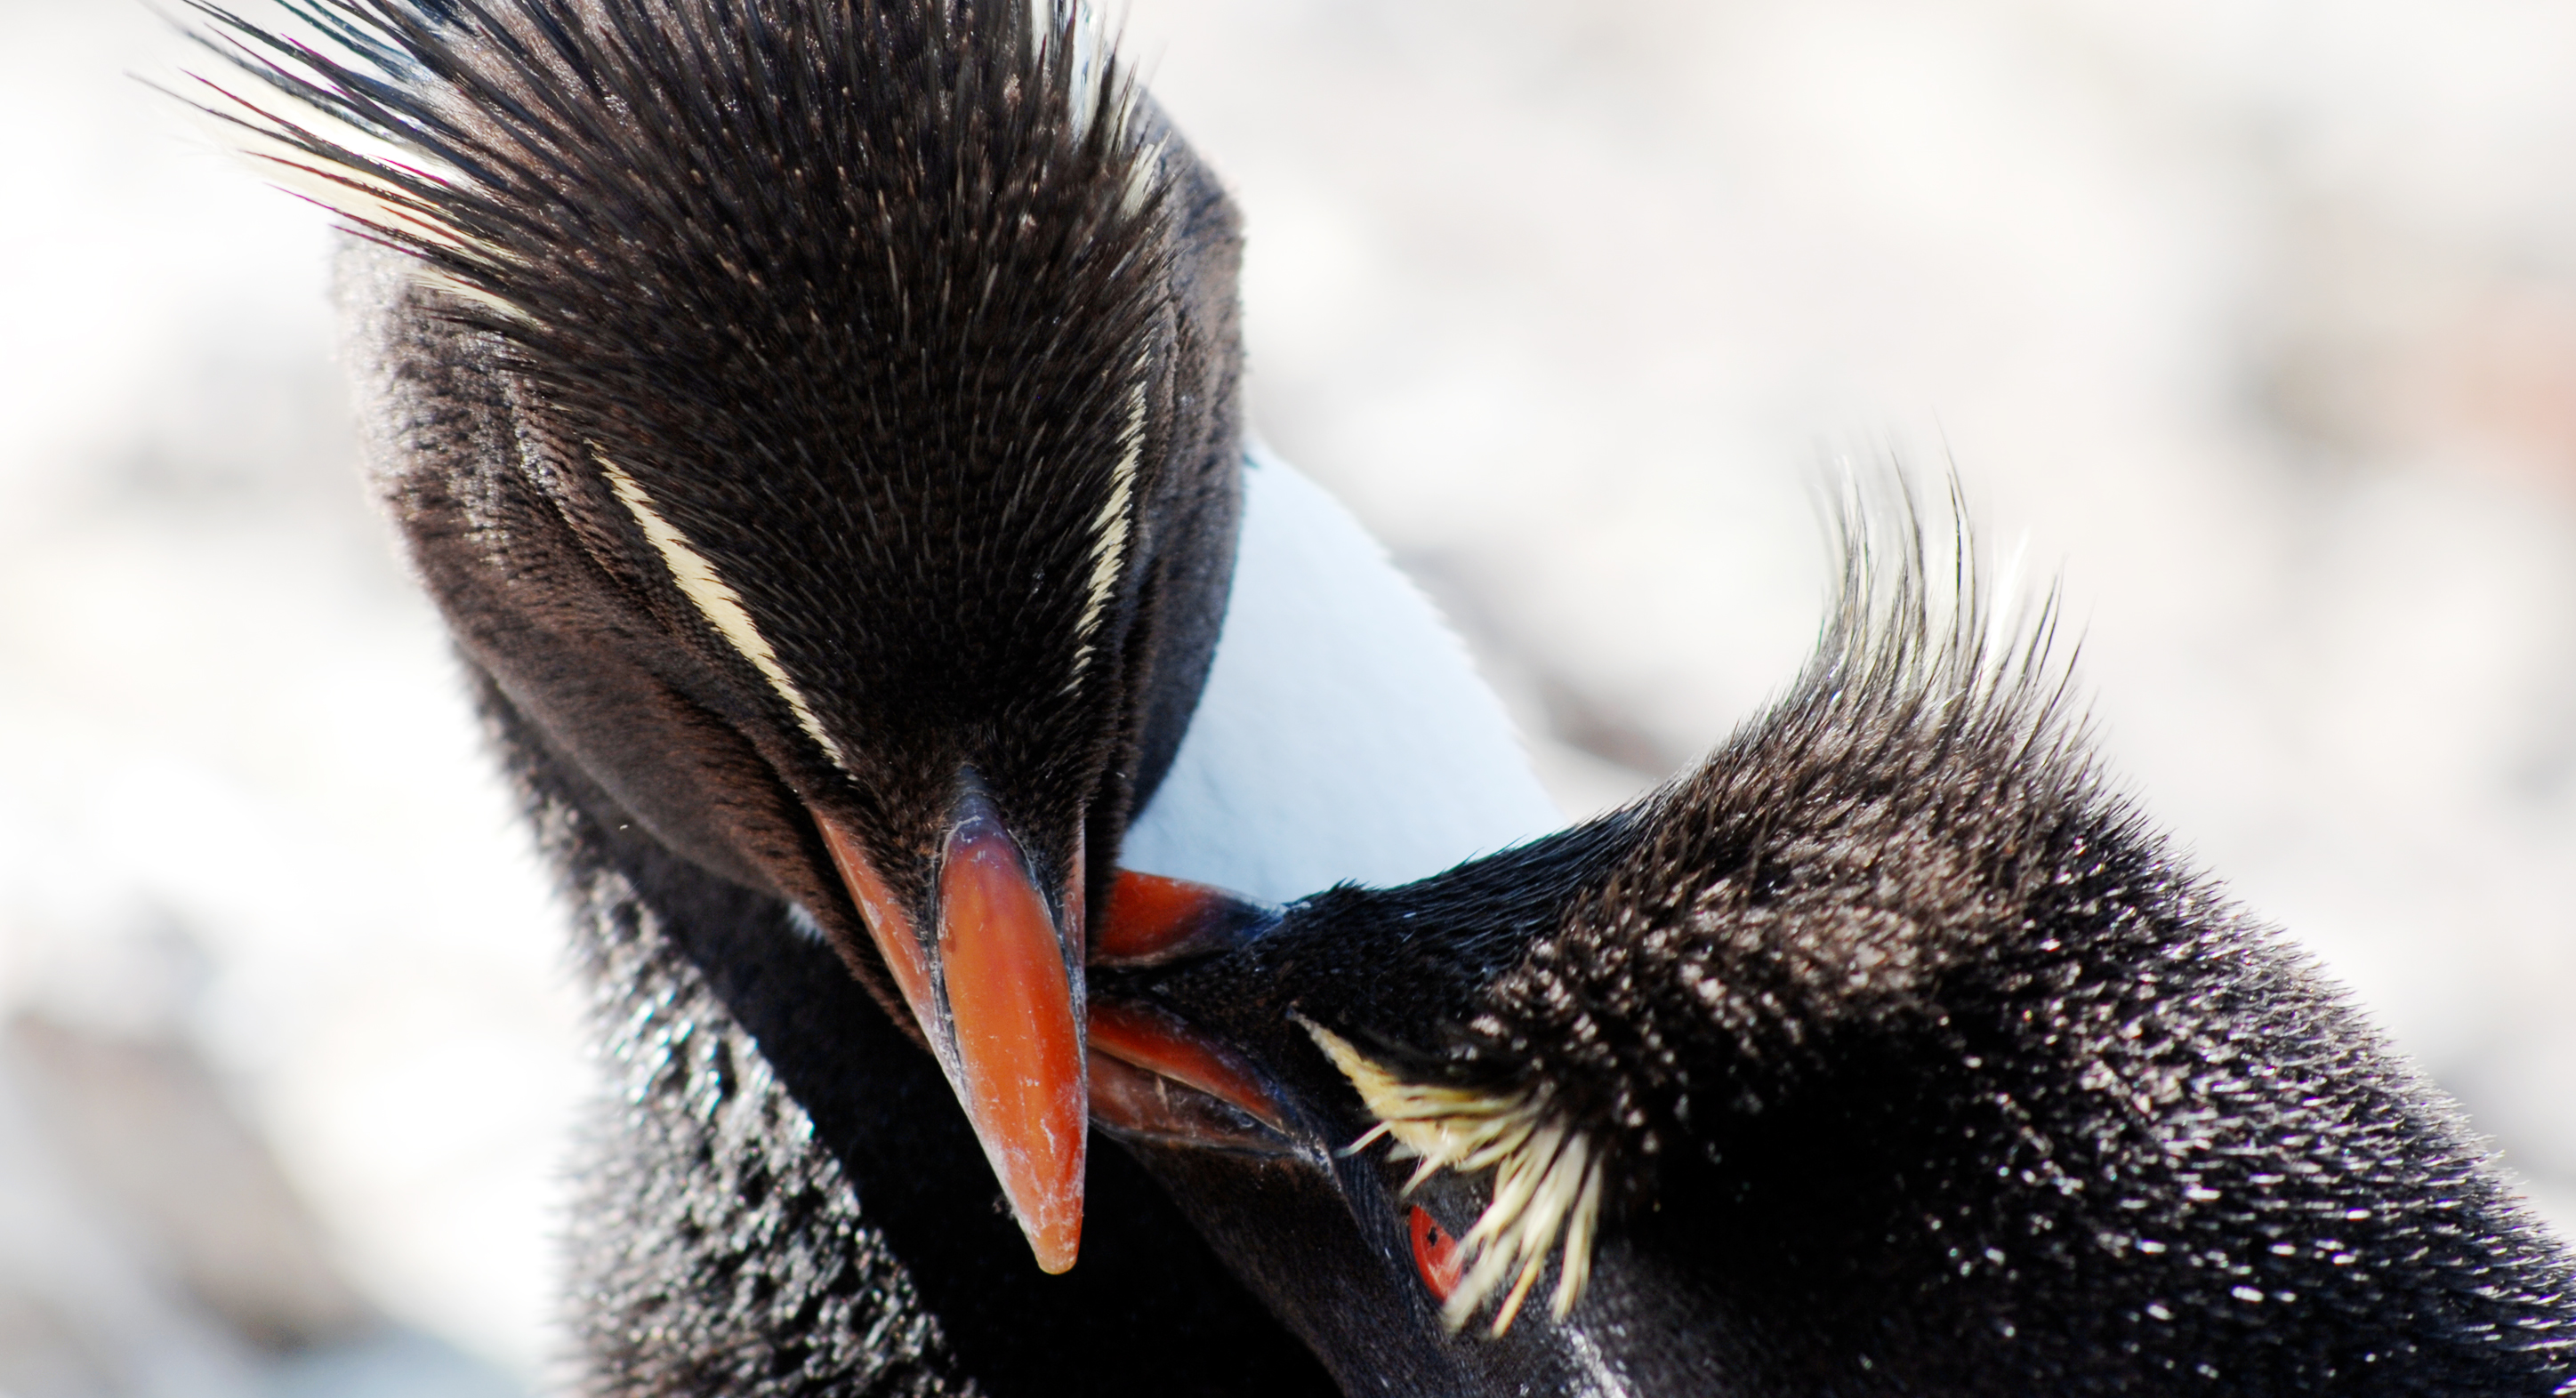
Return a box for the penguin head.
[1089,487,2576,1392]
[1076,487,2077,1380]
[193,0,1244,1271]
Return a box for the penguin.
[1085,484,2576,1395]
[183,0,1554,1390]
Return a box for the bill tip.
[1024,1210,1082,1273]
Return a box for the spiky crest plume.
[177,0,1168,496]
[1314,472,2092,1336]
[182,0,1156,337]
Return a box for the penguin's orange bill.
[1091,869,1274,967]
[1085,870,1288,1151]
[818,803,1088,1274]
[939,807,1086,1272]
[1089,999,1284,1131]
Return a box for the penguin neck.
[1122,446,1564,904]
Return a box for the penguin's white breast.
[1121,448,1564,904]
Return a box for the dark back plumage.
[1103,485,2576,1394]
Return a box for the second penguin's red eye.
[1409,1205,1465,1300]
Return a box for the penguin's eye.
[1409,1205,1465,1301]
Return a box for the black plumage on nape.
[1096,478,2576,1395]
[181,0,1335,1391]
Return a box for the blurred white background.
[3,0,2571,1392]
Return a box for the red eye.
[1409,1205,1465,1300]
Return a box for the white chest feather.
[1120,449,1565,904]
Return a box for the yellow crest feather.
[1303,1019,1605,1336]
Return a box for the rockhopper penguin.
[1089,486,2576,1395]
[185,0,1553,1389]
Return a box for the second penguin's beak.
[815,791,1087,1273]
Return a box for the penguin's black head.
[191,0,1246,1269]
[1091,487,2576,1393]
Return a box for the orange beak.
[817,793,1087,1273]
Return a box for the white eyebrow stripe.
[1069,378,1146,679]
[598,457,852,772]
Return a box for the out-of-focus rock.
[6,1014,375,1354]
[0,1004,525,1398]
